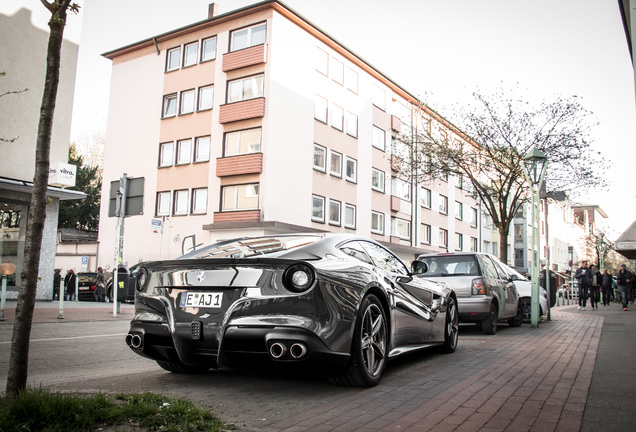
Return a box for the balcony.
[219,98,265,124]
[216,153,263,177]
[222,44,267,72]
[213,209,261,223]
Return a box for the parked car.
[76,272,98,301]
[124,234,458,387]
[499,263,547,323]
[558,282,579,299]
[413,252,522,335]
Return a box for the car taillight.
[283,264,315,293]
[472,278,485,295]
[90,284,96,290]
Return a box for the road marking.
[0,333,126,344]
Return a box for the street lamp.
[0,262,17,321]
[522,147,548,328]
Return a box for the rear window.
[182,235,322,259]
[419,255,479,276]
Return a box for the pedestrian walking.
[616,264,633,311]
[588,264,601,310]
[601,269,613,306]
[575,261,590,310]
[94,267,104,302]
[64,269,76,301]
[52,268,61,300]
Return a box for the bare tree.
[394,89,607,262]
[5,0,80,399]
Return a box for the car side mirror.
[411,260,428,275]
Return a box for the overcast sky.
[5,0,636,237]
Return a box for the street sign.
[81,255,88,271]
[151,219,162,234]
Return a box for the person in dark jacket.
[601,269,613,306]
[617,264,634,311]
[94,267,104,302]
[587,265,602,310]
[64,269,76,301]
[574,261,590,311]
[52,268,61,300]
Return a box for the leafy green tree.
[58,143,102,231]
[6,0,80,399]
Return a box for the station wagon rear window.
[418,255,479,276]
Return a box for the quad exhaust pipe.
[126,333,143,349]
[269,341,307,360]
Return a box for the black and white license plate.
[180,292,223,308]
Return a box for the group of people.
[52,267,105,302]
[574,261,633,311]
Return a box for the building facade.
[97,1,479,268]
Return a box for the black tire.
[508,301,523,327]
[439,297,459,353]
[520,298,531,323]
[156,360,210,374]
[481,303,497,335]
[330,294,387,387]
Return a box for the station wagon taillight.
[472,278,485,295]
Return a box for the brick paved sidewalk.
[260,309,601,432]
[0,300,134,324]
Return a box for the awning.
[0,176,86,201]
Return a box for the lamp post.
[522,147,547,328]
[0,262,17,321]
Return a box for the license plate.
[180,292,223,308]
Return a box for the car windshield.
[419,255,479,276]
[500,263,528,281]
[181,235,322,259]
[77,273,97,282]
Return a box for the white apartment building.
[97,1,479,268]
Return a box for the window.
[330,57,344,85]
[344,204,356,229]
[227,75,264,103]
[455,174,463,189]
[471,208,478,227]
[159,142,174,167]
[372,126,385,150]
[371,211,384,234]
[345,157,357,183]
[372,85,386,110]
[330,104,343,131]
[439,195,448,214]
[421,224,431,244]
[391,178,411,201]
[201,36,217,62]
[173,189,189,215]
[345,67,358,93]
[329,199,341,226]
[224,128,261,156]
[472,237,479,252]
[156,192,170,216]
[222,184,259,211]
[455,201,463,220]
[315,47,328,75]
[176,139,192,165]
[515,224,523,242]
[230,22,266,52]
[163,94,177,118]
[313,144,326,172]
[314,95,328,123]
[312,195,325,222]
[330,151,342,177]
[345,111,358,137]
[166,47,181,71]
[194,136,210,163]
[183,41,199,67]
[361,241,409,275]
[371,168,385,192]
[391,217,410,240]
[439,228,448,248]
[192,188,208,214]
[198,85,214,111]
[420,187,431,208]
[180,89,195,114]
[455,233,463,251]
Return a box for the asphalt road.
[0,316,491,431]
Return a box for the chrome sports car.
[125,234,458,387]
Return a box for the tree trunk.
[5,0,72,399]
[498,225,509,265]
